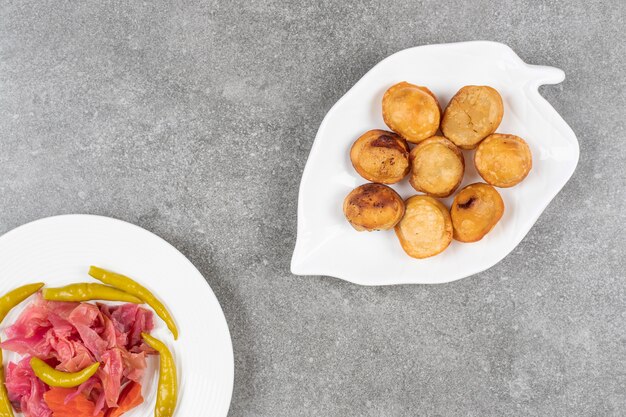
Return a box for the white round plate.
[291,41,579,285]
[0,214,233,416]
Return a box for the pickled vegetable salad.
[1,294,154,417]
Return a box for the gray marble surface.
[1,0,625,415]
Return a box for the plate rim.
[291,40,580,286]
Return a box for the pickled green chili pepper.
[42,283,143,304]
[0,283,44,323]
[0,349,14,417]
[89,266,178,339]
[142,333,177,417]
[30,357,100,388]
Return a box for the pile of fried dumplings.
[343,82,533,259]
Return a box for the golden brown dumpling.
[350,130,410,184]
[343,183,405,231]
[451,183,504,242]
[394,195,453,258]
[441,86,504,149]
[475,134,532,187]
[409,136,464,197]
[382,82,441,144]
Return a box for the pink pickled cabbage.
[2,294,155,417]
[4,356,51,417]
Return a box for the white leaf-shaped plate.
[291,41,579,285]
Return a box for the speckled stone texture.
[1,0,625,415]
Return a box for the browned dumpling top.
[382,82,441,144]
[475,133,532,187]
[394,195,453,258]
[441,85,503,149]
[343,183,405,231]
[409,136,465,198]
[350,129,410,184]
[451,183,504,242]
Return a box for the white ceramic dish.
[291,41,579,285]
[0,214,233,416]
